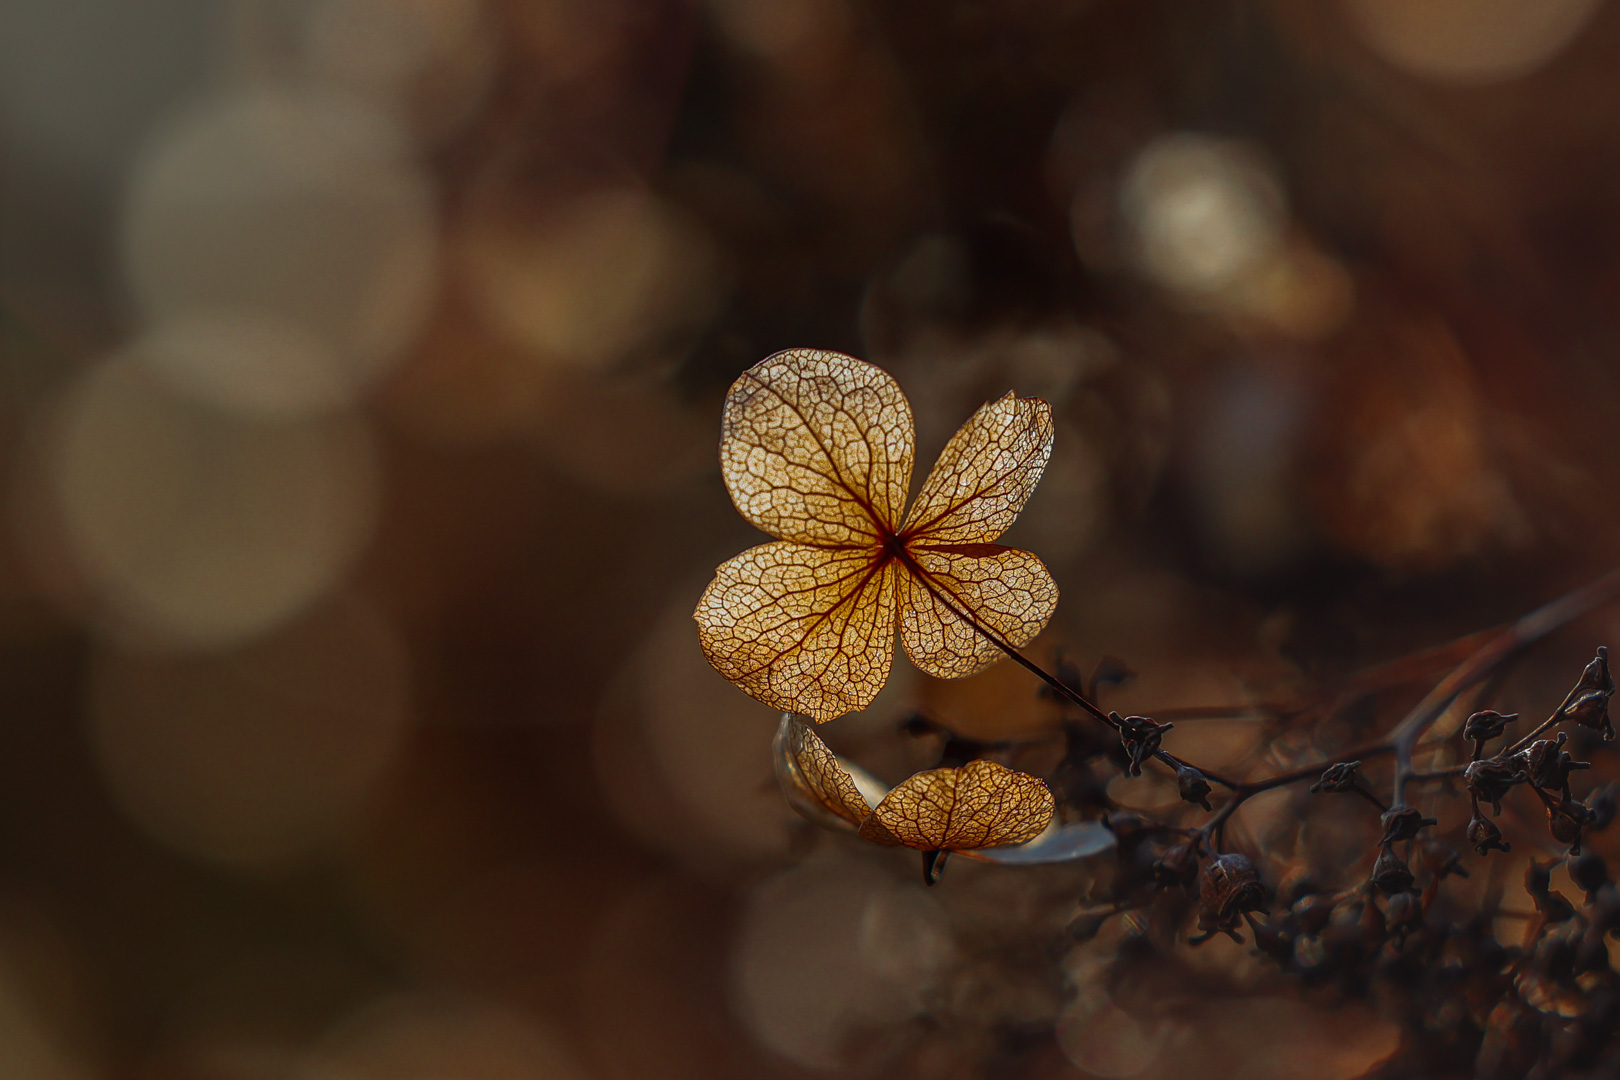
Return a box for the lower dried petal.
[864,759,1054,851]
[772,715,877,829]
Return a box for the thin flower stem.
[909,559,1620,847]
[1408,764,1469,782]
[1351,784,1389,812]
[1502,714,1564,758]
[903,567,1256,787]
[899,557,1116,729]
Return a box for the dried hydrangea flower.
[695,350,1057,721]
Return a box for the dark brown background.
[3,1,1620,1077]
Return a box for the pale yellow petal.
[693,541,897,722]
[864,760,1054,851]
[721,349,914,544]
[771,715,875,829]
[901,393,1053,544]
[897,544,1058,679]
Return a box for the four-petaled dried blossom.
[1553,646,1615,742]
[1379,806,1438,845]
[1464,758,1525,814]
[1309,760,1362,794]
[1463,709,1515,752]
[1196,853,1265,941]
[1371,847,1416,895]
[1176,763,1212,810]
[1112,712,1172,777]
[1524,732,1589,796]
[694,350,1058,722]
[1468,812,1511,855]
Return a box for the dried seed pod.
[1196,852,1265,940]
[1463,709,1515,749]
[1464,758,1525,814]
[1524,732,1589,795]
[1152,838,1201,889]
[1176,763,1212,810]
[1308,760,1362,794]
[1111,712,1172,777]
[1371,847,1416,895]
[1467,812,1511,855]
[1547,796,1596,855]
[1553,646,1615,741]
[1379,806,1439,845]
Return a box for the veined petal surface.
[772,715,875,829]
[898,544,1058,679]
[694,541,897,722]
[902,392,1053,544]
[863,760,1054,851]
[721,349,914,544]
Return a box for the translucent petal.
[720,349,914,544]
[694,541,897,722]
[897,545,1058,679]
[902,393,1053,544]
[861,760,1054,851]
[771,714,879,830]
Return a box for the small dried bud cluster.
[1465,757,1526,814]
[1195,853,1265,942]
[1463,708,1515,746]
[1554,646,1616,742]
[1175,763,1212,810]
[1111,712,1172,777]
[1308,760,1362,794]
[1378,806,1438,845]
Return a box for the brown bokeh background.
[5,1,1620,1077]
